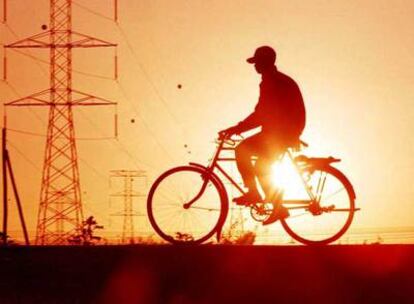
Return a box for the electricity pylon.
[3,0,117,244]
[110,170,146,244]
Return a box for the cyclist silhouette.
[219,46,306,225]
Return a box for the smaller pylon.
[110,170,146,244]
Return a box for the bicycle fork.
[183,170,212,209]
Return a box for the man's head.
[247,46,276,74]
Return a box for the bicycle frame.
[186,136,319,211]
[148,135,358,245]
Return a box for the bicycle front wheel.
[281,165,356,245]
[147,166,228,244]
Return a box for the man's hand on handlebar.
[218,125,240,139]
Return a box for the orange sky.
[1,0,413,242]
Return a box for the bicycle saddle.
[295,155,341,166]
[290,139,309,152]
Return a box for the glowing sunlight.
[271,155,307,199]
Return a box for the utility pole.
[2,127,30,245]
[3,0,118,244]
[110,170,146,244]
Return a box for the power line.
[3,2,178,187]
[73,0,182,124]
[4,54,171,170]
[77,157,109,184]
[4,24,49,78]
[6,140,42,171]
[4,23,114,80]
[116,80,176,162]
[7,125,124,223]
[72,1,114,22]
[4,14,173,166]
[7,47,115,81]
[75,108,156,170]
[3,0,118,245]
[39,1,181,164]
[115,24,181,126]
[6,127,115,141]
[71,1,181,127]
[3,82,47,127]
[3,54,150,177]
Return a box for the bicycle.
[147,135,359,245]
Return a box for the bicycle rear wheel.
[281,165,355,245]
[147,166,228,244]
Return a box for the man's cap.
[247,46,276,64]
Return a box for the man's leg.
[254,138,290,225]
[234,134,262,202]
[255,147,284,201]
[255,157,278,201]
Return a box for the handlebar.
[220,137,236,146]
[216,133,244,146]
[209,133,241,166]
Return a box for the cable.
[75,109,156,170]
[5,23,114,81]
[4,5,180,165]
[115,25,181,126]
[6,130,111,178]
[71,2,181,128]
[7,130,116,224]
[3,82,47,127]
[72,1,114,22]
[4,24,49,78]
[7,48,115,81]
[3,4,170,177]
[6,127,115,141]
[116,80,175,162]
[6,140,42,171]
[5,126,113,141]
[4,63,154,174]
[78,157,108,183]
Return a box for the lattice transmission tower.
[3,0,118,244]
[110,170,146,244]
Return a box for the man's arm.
[219,108,261,137]
[235,111,261,133]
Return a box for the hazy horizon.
[1,0,413,243]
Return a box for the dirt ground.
[0,244,413,303]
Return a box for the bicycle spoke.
[316,171,327,202]
[281,166,355,245]
[189,206,221,211]
[321,187,345,201]
[288,212,309,219]
[286,205,309,210]
[148,166,225,244]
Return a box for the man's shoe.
[233,192,261,206]
[262,205,289,225]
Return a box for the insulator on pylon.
[114,111,118,138]
[3,0,7,23]
[114,0,118,23]
[3,50,6,81]
[114,50,118,80]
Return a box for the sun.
[271,155,307,199]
